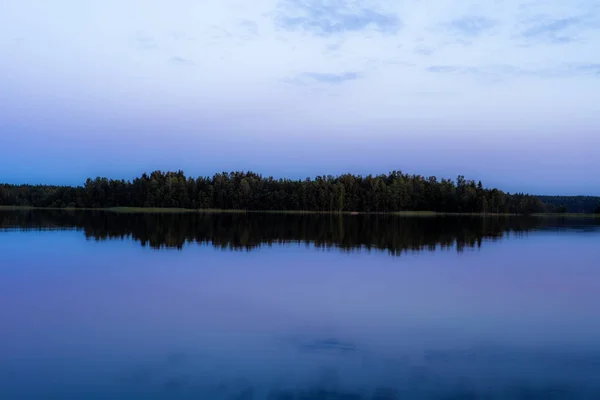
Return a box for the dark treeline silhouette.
[3,210,594,254]
[537,195,600,214]
[0,170,548,214]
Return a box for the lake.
[1,210,600,399]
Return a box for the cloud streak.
[446,16,497,37]
[170,56,195,66]
[135,32,159,50]
[520,16,584,43]
[301,71,362,84]
[426,63,600,81]
[275,0,400,36]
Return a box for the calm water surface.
[1,211,600,399]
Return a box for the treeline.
[537,195,600,214]
[0,170,555,214]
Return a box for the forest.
[537,195,600,214]
[0,170,596,214]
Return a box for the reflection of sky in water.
[1,229,600,398]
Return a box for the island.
[1,170,599,215]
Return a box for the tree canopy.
[0,170,554,214]
[537,196,600,214]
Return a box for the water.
[1,210,600,399]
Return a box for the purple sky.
[1,1,599,194]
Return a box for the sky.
[0,0,599,194]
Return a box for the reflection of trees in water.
[1,211,596,254]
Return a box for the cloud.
[325,41,344,52]
[446,16,497,36]
[426,65,471,74]
[563,63,600,76]
[414,45,435,56]
[520,16,584,43]
[135,33,158,50]
[168,31,196,42]
[289,71,362,85]
[426,63,600,81]
[3,0,600,138]
[170,56,195,66]
[239,20,259,36]
[275,0,400,36]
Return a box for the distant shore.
[0,205,598,218]
[4,170,599,213]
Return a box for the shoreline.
[0,206,598,218]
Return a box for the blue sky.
[0,0,599,194]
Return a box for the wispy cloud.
[426,63,600,81]
[170,56,195,66]
[135,32,158,50]
[288,71,362,85]
[426,65,473,74]
[414,45,435,56]
[239,19,259,36]
[325,41,344,52]
[425,64,533,81]
[565,63,600,76]
[425,65,484,76]
[275,0,400,36]
[446,16,497,37]
[520,16,585,43]
[168,31,196,42]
